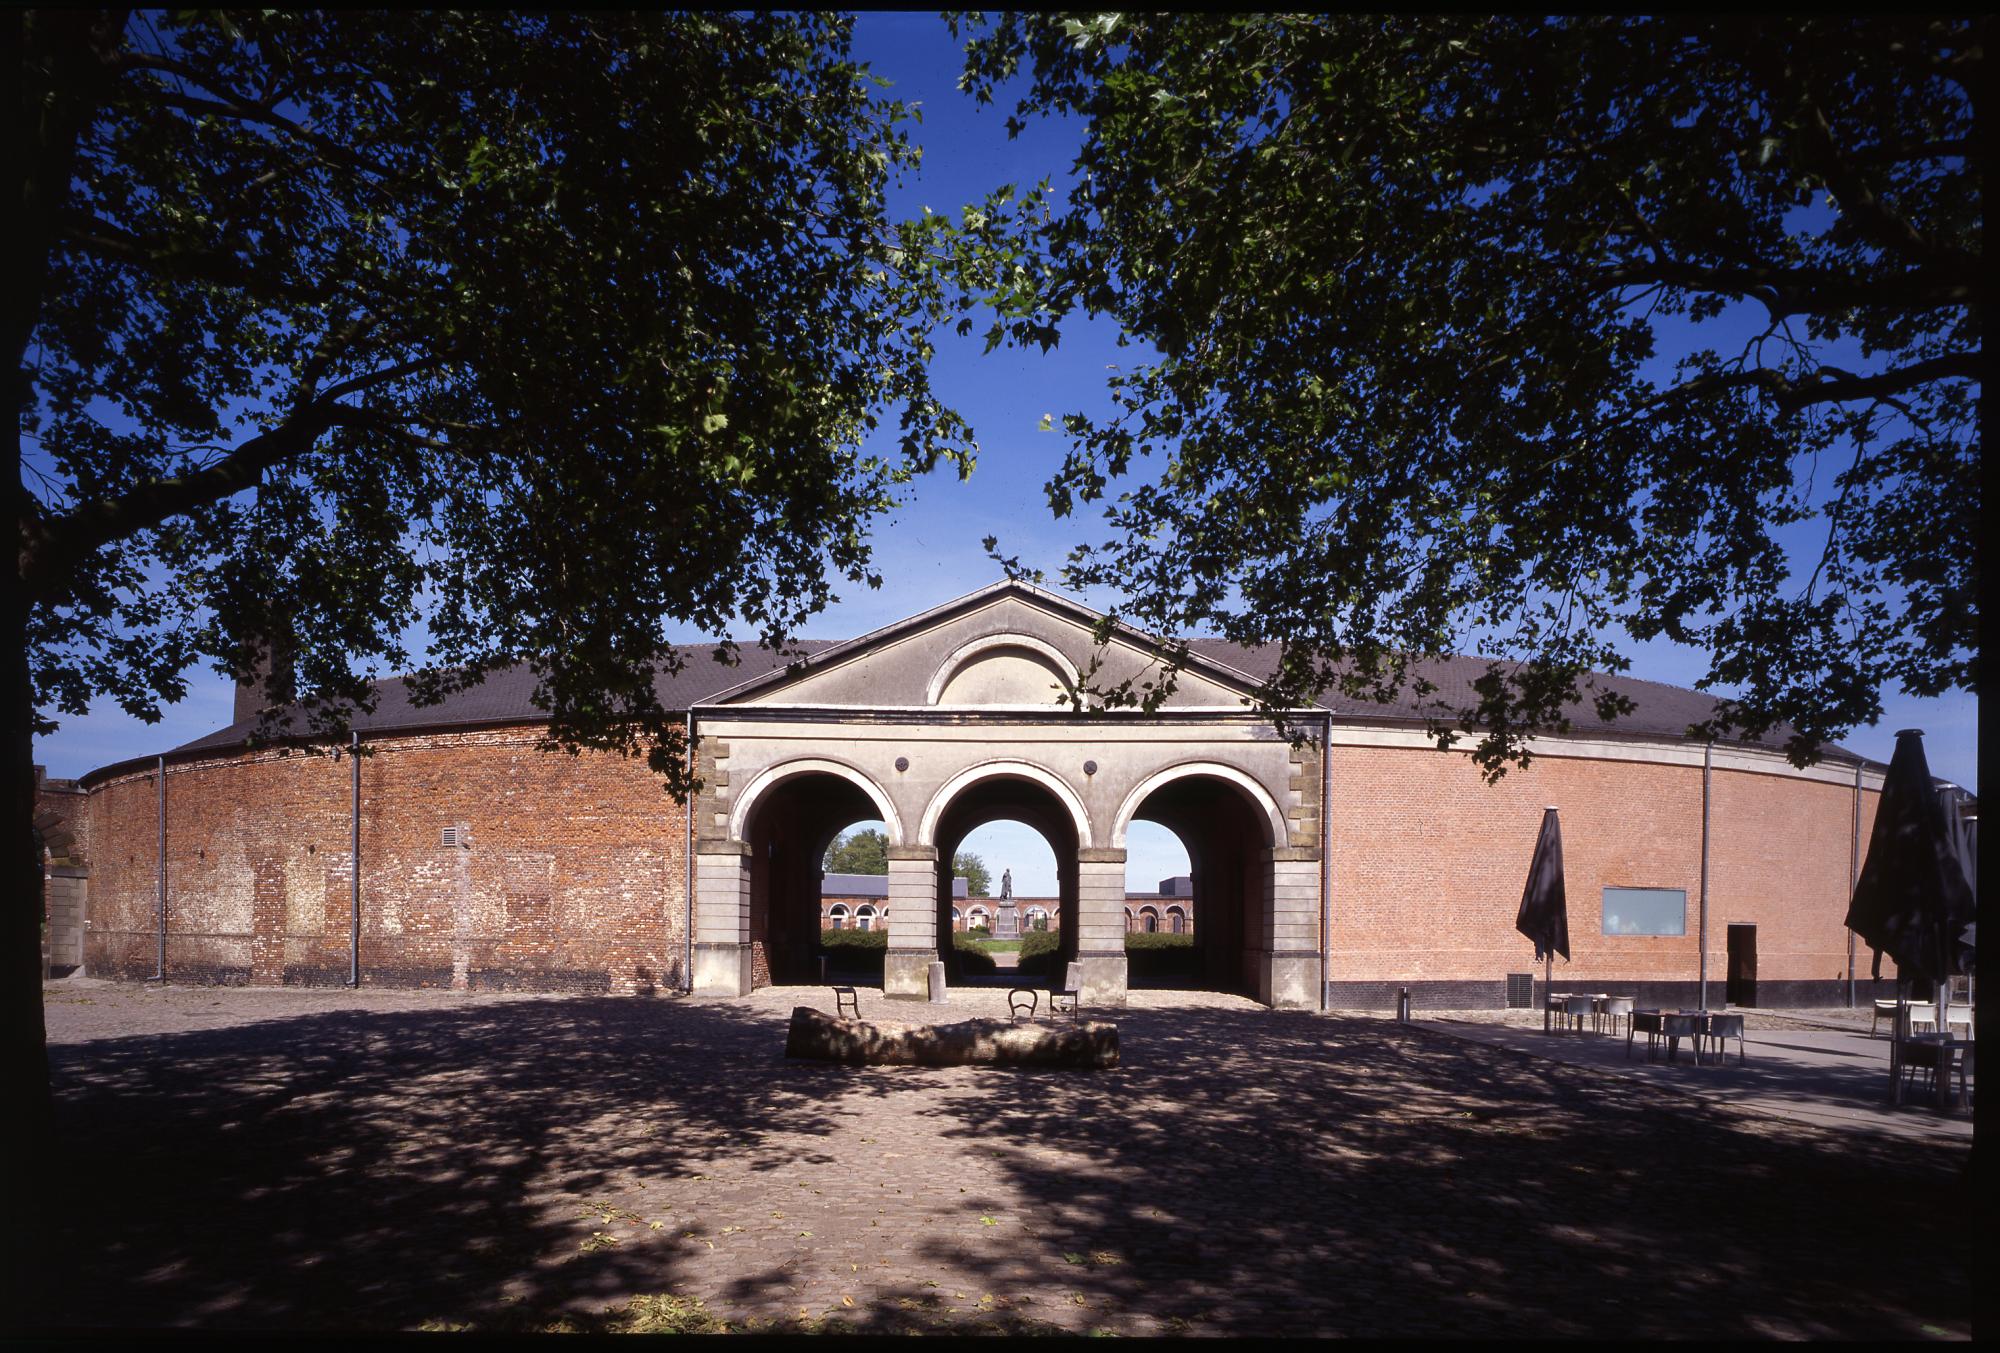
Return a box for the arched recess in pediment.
[927,633,1081,707]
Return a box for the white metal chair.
[1701,1012,1746,1064]
[1599,996,1634,1040]
[1562,995,1593,1034]
[1048,962,1083,1023]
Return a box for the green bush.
[1015,929,1062,977]
[819,927,886,978]
[1126,930,1199,981]
[952,931,999,975]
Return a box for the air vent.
[1506,973,1535,1009]
[441,825,470,849]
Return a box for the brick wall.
[83,727,692,993]
[78,723,1886,1005]
[1326,745,1886,999]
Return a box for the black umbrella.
[1846,729,1976,1016]
[1516,807,1569,1008]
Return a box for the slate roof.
[1185,640,1832,754]
[822,872,971,900]
[81,581,1875,782]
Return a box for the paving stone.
[33,977,1973,1338]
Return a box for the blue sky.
[31,13,1977,895]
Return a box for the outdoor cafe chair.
[1007,987,1040,1023]
[1562,995,1594,1034]
[1701,1012,1747,1064]
[1585,993,1613,1033]
[1895,1035,1970,1108]
[1599,996,1634,1040]
[1659,1012,1704,1065]
[1627,1008,1661,1060]
[1048,962,1083,1024]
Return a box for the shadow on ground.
[34,995,1971,1337]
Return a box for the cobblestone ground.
[38,979,1971,1338]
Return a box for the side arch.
[1111,760,1288,850]
[728,756,905,844]
[917,758,1094,849]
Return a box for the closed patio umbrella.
[1515,807,1570,1013]
[1845,730,1976,1092]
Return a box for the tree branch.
[1592,259,1973,317]
[61,214,334,305]
[19,407,334,602]
[1640,351,1978,413]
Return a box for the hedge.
[1015,929,1062,977]
[816,928,1001,977]
[819,928,886,979]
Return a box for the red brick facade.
[1323,744,1883,1006]
[82,727,691,994]
[72,723,1892,1007]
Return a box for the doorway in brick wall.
[1726,924,1757,1007]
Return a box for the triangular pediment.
[708,581,1261,710]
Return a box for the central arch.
[919,759,1092,849]
[925,769,1084,982]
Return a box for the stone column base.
[884,947,935,999]
[1076,951,1128,1009]
[692,942,754,997]
[1258,951,1320,1010]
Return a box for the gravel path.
[34,977,1972,1337]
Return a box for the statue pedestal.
[994,903,1021,940]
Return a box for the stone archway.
[926,770,1084,983]
[1117,766,1306,1003]
[737,766,896,988]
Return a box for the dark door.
[1725,924,1757,1007]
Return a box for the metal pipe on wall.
[349,730,361,987]
[1848,759,1862,1007]
[1698,742,1712,1010]
[684,709,696,993]
[1319,711,1333,1013]
[153,754,166,980]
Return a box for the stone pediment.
[711,581,1258,710]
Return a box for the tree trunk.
[2,566,55,1327]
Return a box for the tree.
[953,851,992,898]
[953,14,1980,773]
[824,827,889,875]
[8,8,976,1255]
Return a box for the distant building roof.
[822,872,969,899]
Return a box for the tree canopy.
[952,14,1981,773]
[16,10,976,793]
[825,827,890,875]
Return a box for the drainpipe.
[1847,760,1861,1008]
[1698,742,1712,1010]
[348,731,361,987]
[1319,711,1333,1013]
[152,755,166,981]
[684,709,696,993]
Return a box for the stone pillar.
[1259,847,1322,1009]
[1076,846,1129,1008]
[693,841,754,996]
[884,845,939,999]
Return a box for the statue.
[1000,868,1013,899]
